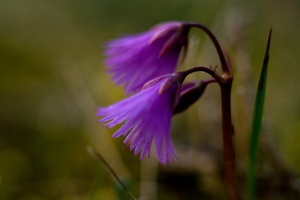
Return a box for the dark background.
[1,0,300,199]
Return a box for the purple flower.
[98,74,183,164]
[104,22,189,94]
[173,80,211,114]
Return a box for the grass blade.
[87,146,137,200]
[248,29,272,200]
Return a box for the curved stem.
[179,66,223,84]
[179,66,240,199]
[187,22,231,74]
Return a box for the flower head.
[173,80,211,114]
[98,74,184,164]
[104,22,189,94]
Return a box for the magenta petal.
[104,22,188,94]
[98,75,181,164]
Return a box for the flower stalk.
[220,76,241,200]
[180,65,240,200]
[188,22,230,74]
[185,22,241,199]
[100,21,242,199]
[201,24,241,199]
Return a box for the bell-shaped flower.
[104,22,190,94]
[98,74,184,164]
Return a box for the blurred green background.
[1,0,300,199]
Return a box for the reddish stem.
[187,22,230,74]
[220,76,241,200]
[183,22,241,199]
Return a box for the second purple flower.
[98,74,184,164]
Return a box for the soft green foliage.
[248,30,272,200]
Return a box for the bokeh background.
[1,0,300,199]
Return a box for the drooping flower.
[173,80,214,114]
[104,22,190,94]
[97,74,184,164]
